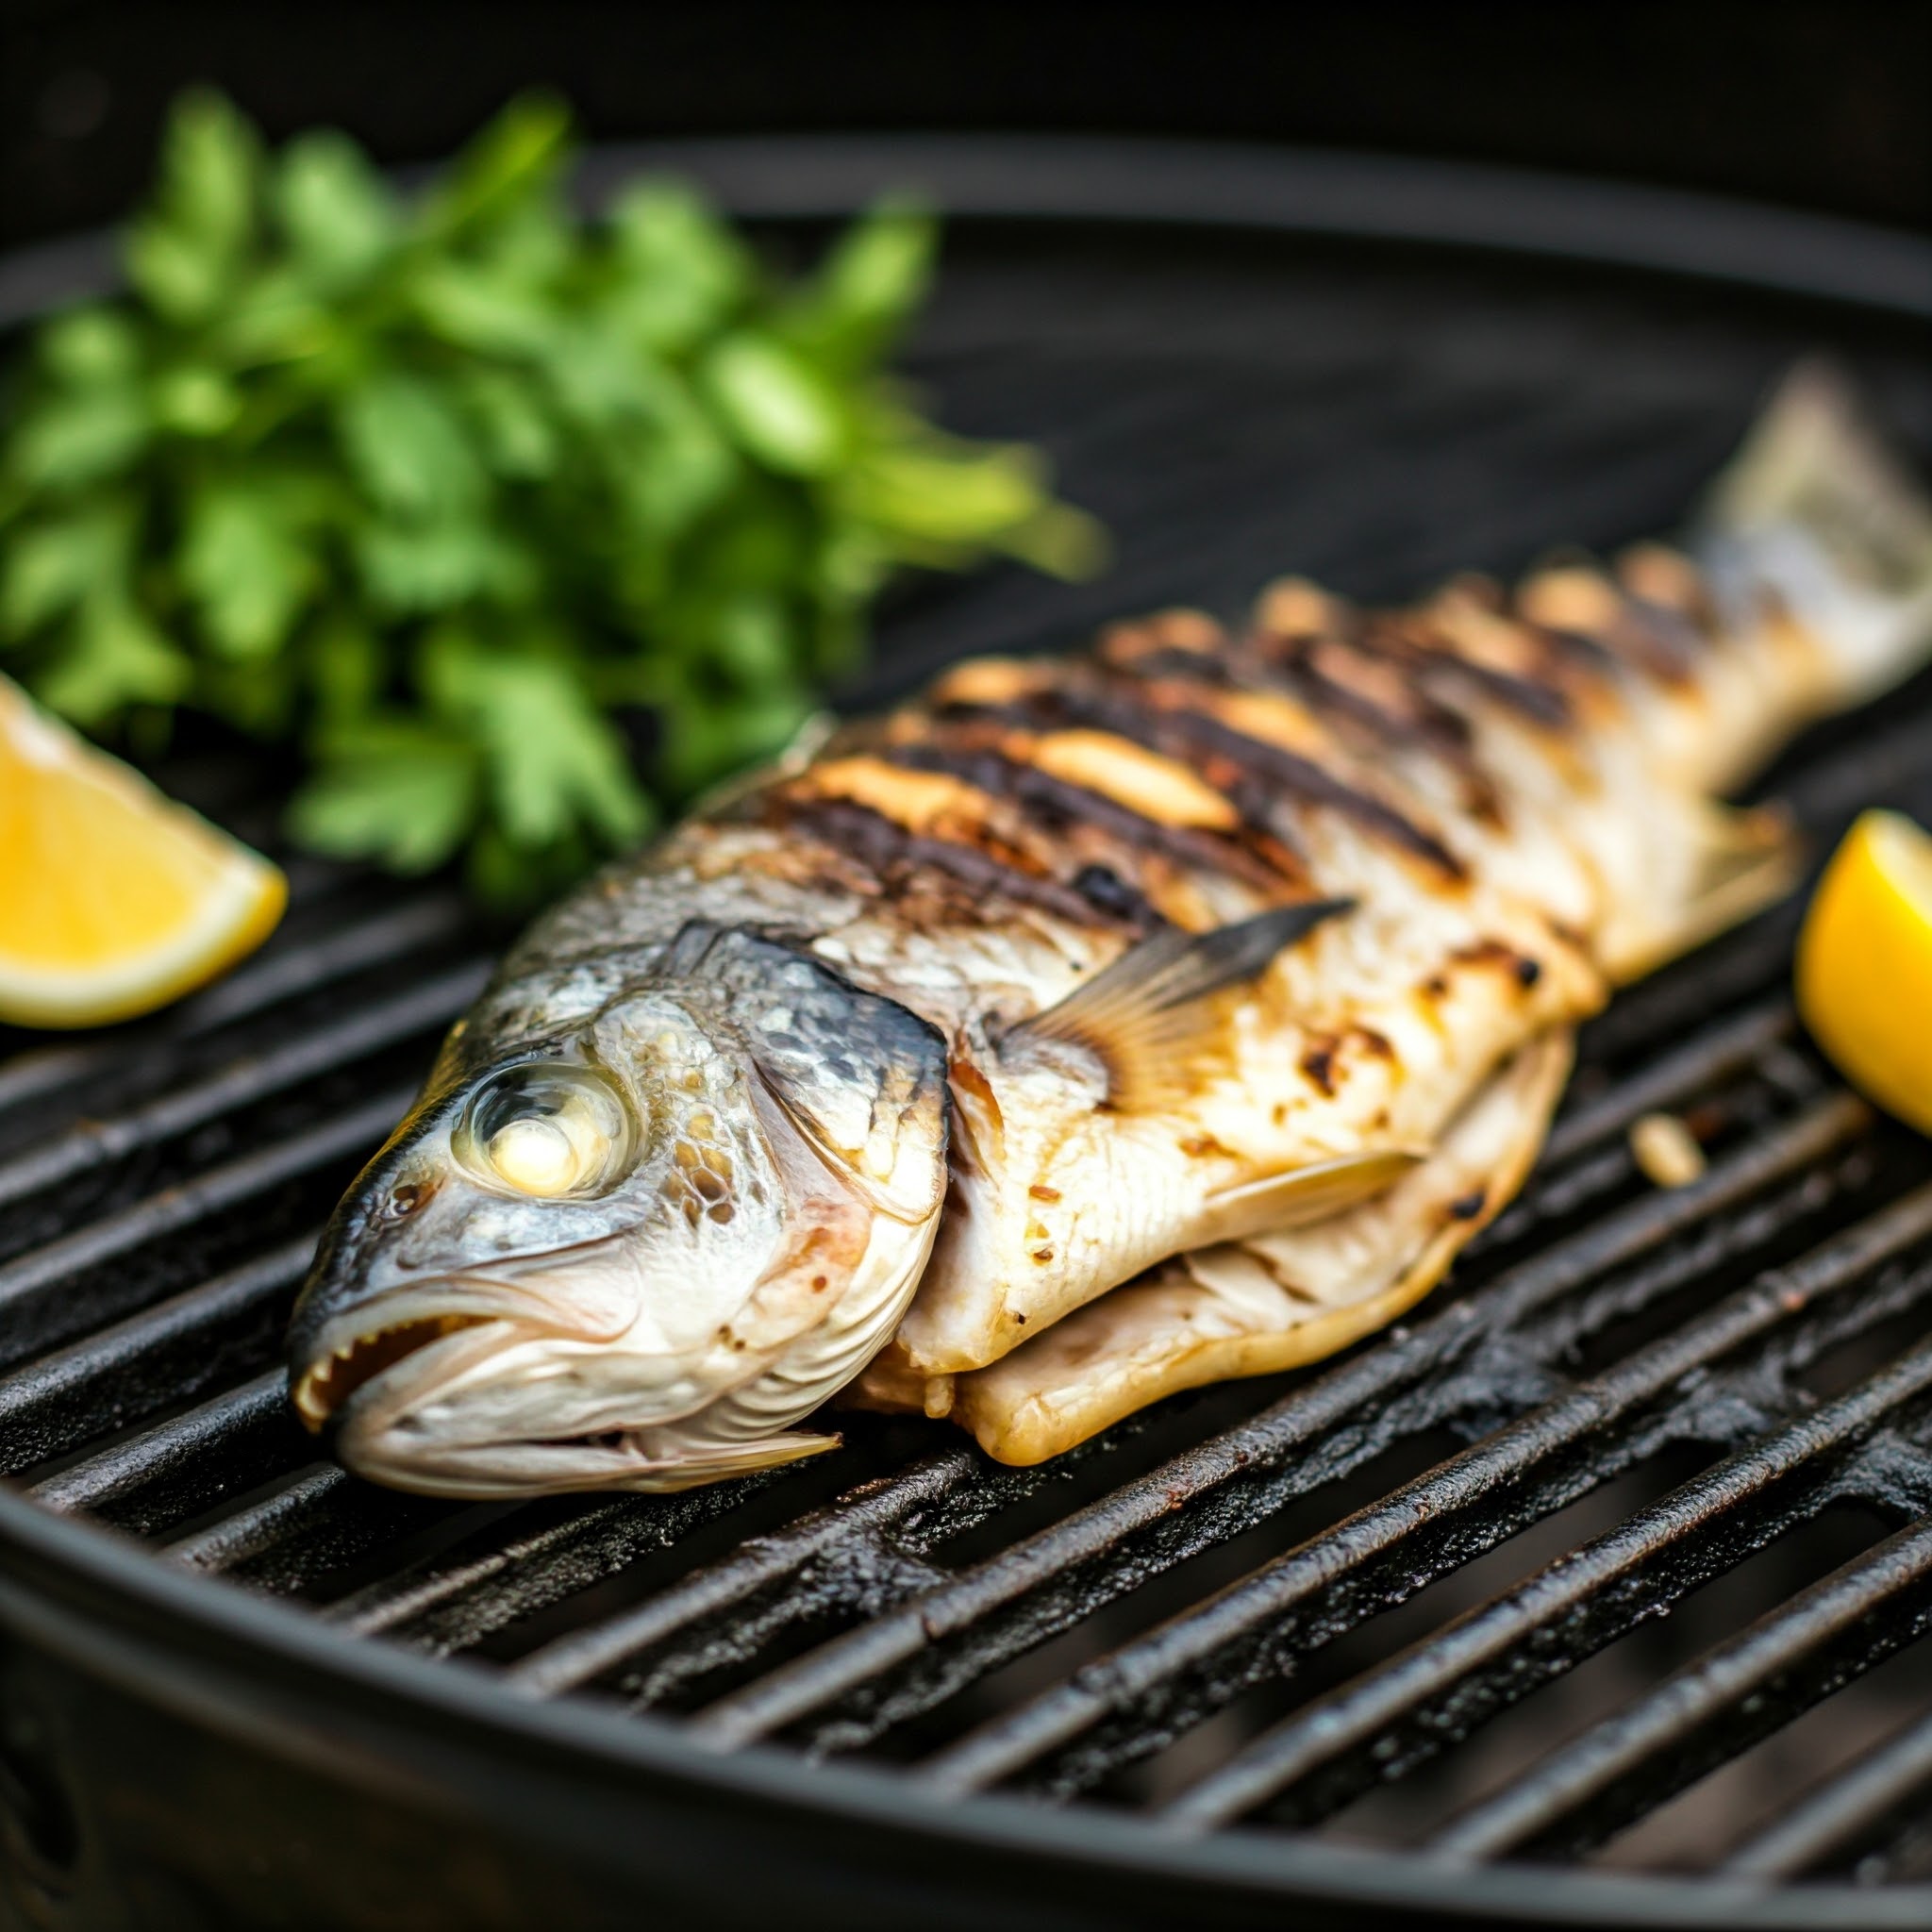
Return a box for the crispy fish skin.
[842,368,1932,1457]
[944,1030,1575,1462]
[291,368,1932,1491]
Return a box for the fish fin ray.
[943,1030,1573,1464]
[1699,360,1932,708]
[1007,898,1354,1109]
[1191,1147,1428,1247]
[621,1429,839,1491]
[1608,801,1802,983]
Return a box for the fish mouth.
[291,1308,623,1493]
[293,1307,836,1501]
[289,1243,644,1435]
[337,1418,717,1499]
[332,1408,839,1501]
[287,1297,720,1500]
[291,1312,498,1432]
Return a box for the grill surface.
[4,137,1932,1932]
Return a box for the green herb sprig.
[0,92,1102,901]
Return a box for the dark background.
[1,0,1928,248]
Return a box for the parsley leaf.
[0,92,1104,905]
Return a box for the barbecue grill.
[4,137,1932,1932]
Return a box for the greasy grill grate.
[4,141,1932,1927]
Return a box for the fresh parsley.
[0,92,1103,902]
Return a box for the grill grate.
[5,141,1932,1927]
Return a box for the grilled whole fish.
[290,368,1932,1496]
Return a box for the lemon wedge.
[0,676,286,1028]
[1796,809,1932,1134]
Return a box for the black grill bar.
[0,1086,412,1371]
[1427,1504,1932,1864]
[674,1095,1867,1757]
[506,1452,979,1695]
[1539,997,1792,1170]
[1572,906,1805,1068]
[475,1445,1079,1692]
[160,1464,458,1592]
[1785,701,1932,828]
[492,1010,1839,1706]
[908,1167,1932,1803]
[0,894,471,1121]
[338,1420,1139,1681]
[1483,1064,1826,1257]
[1721,1707,1932,1880]
[0,1237,314,1477]
[29,1370,298,1533]
[4,189,1930,1922]
[1158,1272,1932,1833]
[0,962,485,1209]
[326,1477,804,1654]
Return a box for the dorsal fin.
[1004,898,1354,1109]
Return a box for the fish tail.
[1697,359,1932,708]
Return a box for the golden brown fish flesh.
[291,367,1932,1496]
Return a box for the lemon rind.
[0,856,287,1029]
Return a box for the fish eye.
[454,1061,638,1200]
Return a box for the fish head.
[288,929,950,1495]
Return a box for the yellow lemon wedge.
[1796,808,1932,1134]
[0,676,286,1028]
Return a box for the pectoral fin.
[1005,899,1354,1108]
[1193,1146,1427,1246]
[943,1030,1574,1465]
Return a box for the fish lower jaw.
[332,1412,839,1500]
[291,1312,496,1432]
[296,1307,847,1497]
